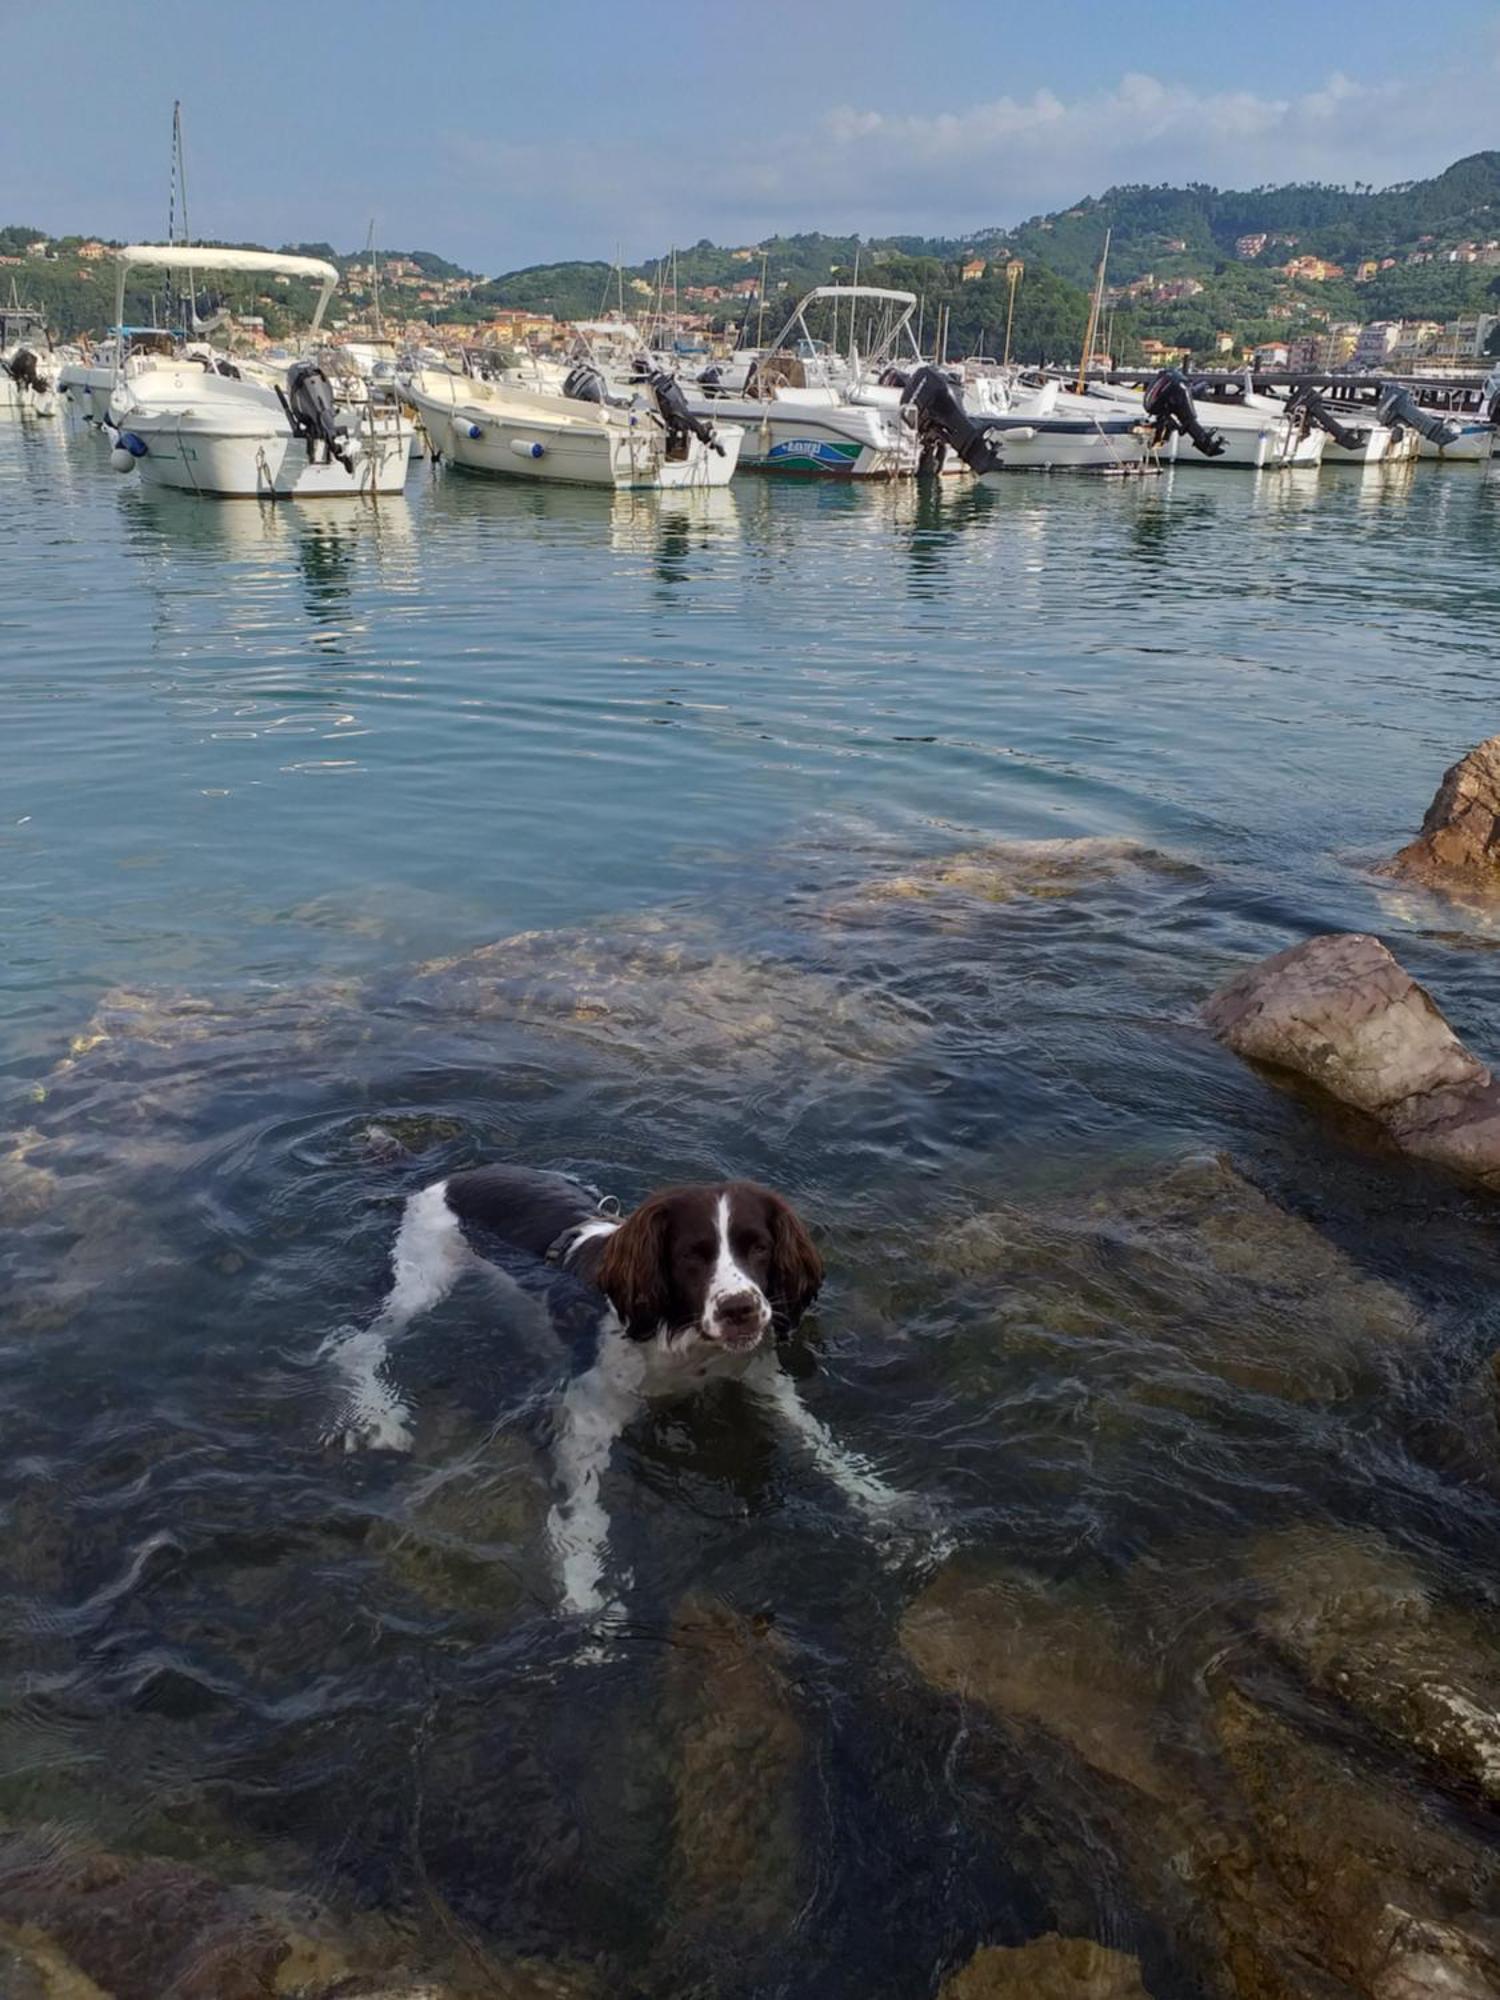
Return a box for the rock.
[1205,1686,1500,2000]
[405,917,923,1071]
[822,837,1194,924]
[1204,933,1500,1187]
[368,1436,552,1625]
[937,1934,1153,1999]
[900,1562,1174,1802]
[1246,1525,1500,1805]
[0,1836,581,2000]
[932,1153,1417,1403]
[0,1129,58,1224]
[661,1598,804,1949]
[0,1922,110,1999]
[1380,737,1500,898]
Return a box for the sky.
[4,1,1499,274]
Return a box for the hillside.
[5,153,1498,361]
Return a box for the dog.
[326,1165,911,1615]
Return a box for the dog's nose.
[714,1292,767,1338]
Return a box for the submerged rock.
[932,1152,1417,1403]
[900,1562,1174,1802]
[0,1834,595,2000]
[1205,1686,1500,2000]
[367,1435,552,1626]
[822,837,1193,924]
[661,1598,804,1953]
[1246,1525,1500,1805]
[937,1934,1153,1999]
[1205,933,1500,1187]
[1379,737,1500,900]
[405,917,923,1070]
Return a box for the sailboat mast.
[1076,227,1110,397]
[168,101,196,329]
[367,219,383,339]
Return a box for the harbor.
[6,31,1500,1998]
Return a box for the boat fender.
[510,439,544,460]
[112,430,149,461]
[462,422,483,440]
[110,447,136,473]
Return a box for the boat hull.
[410,376,741,489]
[1321,422,1420,467]
[1416,424,1496,462]
[683,396,908,477]
[122,417,412,497]
[979,414,1151,474]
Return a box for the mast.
[1076,228,1110,396]
[756,247,768,348]
[1002,259,1022,369]
[167,101,196,329]
[367,219,383,339]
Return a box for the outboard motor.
[1286,385,1370,452]
[280,361,352,470]
[563,361,607,404]
[4,348,47,395]
[646,366,724,460]
[899,364,1003,476]
[697,363,724,394]
[878,366,910,390]
[1142,370,1226,457]
[1376,383,1464,452]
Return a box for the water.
[3,418,1500,1996]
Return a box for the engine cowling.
[899,365,1004,476]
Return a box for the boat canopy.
[797,287,918,308]
[111,244,341,364]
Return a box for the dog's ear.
[596,1197,672,1340]
[766,1195,823,1333]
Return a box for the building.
[1391,321,1443,361]
[76,240,110,261]
[1354,260,1379,284]
[1253,341,1290,369]
[1282,255,1344,283]
[1139,337,1188,367]
[1353,321,1401,367]
[960,257,986,282]
[1235,234,1268,259]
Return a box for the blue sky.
[5,1,1498,273]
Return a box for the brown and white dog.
[326,1165,908,1615]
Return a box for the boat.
[1383,378,1497,463]
[105,246,412,499]
[685,287,918,477]
[0,295,62,416]
[1103,376,1326,470]
[405,364,742,489]
[973,375,1154,473]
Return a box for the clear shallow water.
[3,418,1500,1996]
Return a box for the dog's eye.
[734,1232,768,1261]
[686,1241,715,1264]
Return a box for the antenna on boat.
[1077,229,1110,396]
[756,247,769,348]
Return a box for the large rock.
[0,1836,594,2000]
[900,1563,1175,1802]
[660,1599,804,1947]
[937,1933,1153,1998]
[1205,1686,1500,2000]
[1204,933,1500,1186]
[821,837,1196,926]
[1246,1525,1500,1805]
[1380,737,1500,897]
[931,1152,1418,1404]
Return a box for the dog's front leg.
[546,1365,634,1617]
[747,1359,904,1519]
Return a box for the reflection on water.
[2,419,1500,1997]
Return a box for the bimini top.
[796,286,918,308]
[111,245,342,359]
[113,245,340,284]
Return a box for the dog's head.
[595,1182,823,1351]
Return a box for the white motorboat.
[1104,378,1326,470]
[1317,411,1420,468]
[405,367,742,489]
[1,299,61,416]
[106,246,412,499]
[685,287,917,477]
[973,376,1152,474]
[1417,420,1497,463]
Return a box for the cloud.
[441,41,1500,270]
